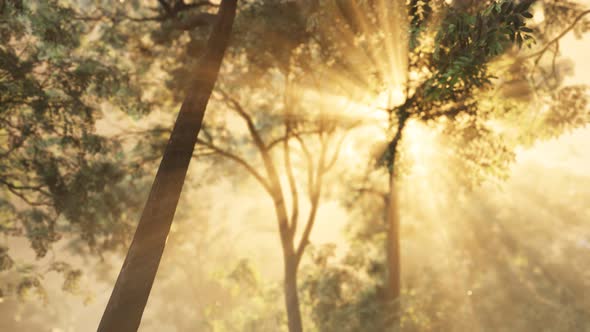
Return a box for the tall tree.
[372,2,539,325]
[301,163,590,331]
[189,2,363,330]
[299,0,587,329]
[303,0,589,330]
[195,62,353,332]
[97,1,237,331]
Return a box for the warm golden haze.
[1,0,589,331]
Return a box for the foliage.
[142,195,287,331]
[303,163,590,331]
[379,0,537,170]
[0,0,149,298]
[303,0,590,330]
[427,1,535,99]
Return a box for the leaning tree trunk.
[97,1,237,331]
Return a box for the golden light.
[373,86,406,111]
[388,86,407,108]
[409,70,420,82]
[532,2,545,25]
[403,120,440,176]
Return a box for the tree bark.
[97,1,237,331]
[284,254,303,332]
[272,196,304,332]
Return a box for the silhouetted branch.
[195,138,272,194]
[527,9,590,61]
[266,129,322,150]
[293,132,314,199]
[295,133,329,264]
[217,88,268,155]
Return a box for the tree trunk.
[385,172,401,331]
[97,1,237,331]
[284,255,303,332]
[273,198,303,332]
[383,114,407,331]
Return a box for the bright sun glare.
[403,120,439,176]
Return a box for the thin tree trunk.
[273,198,304,332]
[383,115,407,331]
[385,172,401,331]
[97,1,237,331]
[284,254,303,332]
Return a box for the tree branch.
[217,88,292,239]
[293,132,314,200]
[265,129,322,150]
[295,132,328,265]
[217,89,268,154]
[284,135,299,234]
[526,9,590,61]
[322,132,347,172]
[195,139,273,195]
[0,179,52,207]
[75,1,218,25]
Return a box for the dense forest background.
[1,0,589,331]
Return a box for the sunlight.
[409,69,420,81]
[379,86,406,109]
[4,0,590,331]
[532,2,545,25]
[333,86,407,164]
[403,121,439,176]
